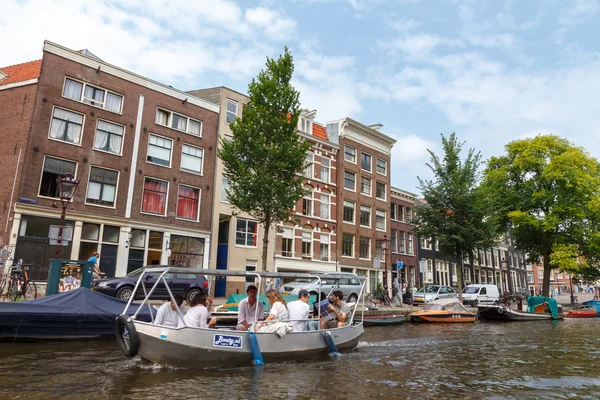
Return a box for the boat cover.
[583,300,600,313]
[0,288,154,322]
[423,299,471,313]
[526,296,560,319]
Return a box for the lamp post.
[54,173,80,259]
[377,235,391,304]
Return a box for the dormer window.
[299,117,312,134]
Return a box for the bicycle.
[2,263,38,302]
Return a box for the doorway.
[100,244,118,277]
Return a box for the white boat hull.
[133,321,364,368]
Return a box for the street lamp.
[377,234,391,304]
[54,173,80,258]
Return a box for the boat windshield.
[423,304,445,311]
[463,287,480,294]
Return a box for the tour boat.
[408,299,476,323]
[478,296,563,321]
[566,306,598,318]
[116,267,366,368]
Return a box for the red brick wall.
[16,51,218,231]
[0,83,37,243]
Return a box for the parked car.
[413,285,457,304]
[279,272,362,303]
[91,266,208,303]
[462,284,500,307]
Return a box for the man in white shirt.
[287,289,310,332]
[181,293,216,328]
[154,294,186,327]
[237,285,264,331]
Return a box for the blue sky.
[2,0,600,193]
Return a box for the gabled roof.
[0,59,41,86]
[312,123,327,140]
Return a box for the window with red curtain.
[177,185,200,220]
[142,178,168,215]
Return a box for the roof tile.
[0,59,41,86]
[312,124,328,140]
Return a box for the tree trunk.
[261,220,271,273]
[542,249,551,297]
[457,249,464,302]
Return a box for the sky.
[2,0,600,194]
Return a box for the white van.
[462,284,500,306]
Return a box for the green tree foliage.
[413,133,498,300]
[483,135,600,296]
[218,48,310,271]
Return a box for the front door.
[100,244,118,277]
[215,244,228,297]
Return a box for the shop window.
[81,223,100,241]
[169,235,204,268]
[103,226,120,243]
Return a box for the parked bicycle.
[1,262,38,302]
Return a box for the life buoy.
[115,314,140,357]
[498,307,505,314]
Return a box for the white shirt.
[154,302,185,328]
[180,305,211,328]
[238,297,264,326]
[268,301,288,320]
[287,300,309,331]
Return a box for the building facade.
[0,41,219,281]
[389,187,418,291]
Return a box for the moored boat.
[583,300,600,313]
[116,267,366,368]
[567,306,597,318]
[409,299,476,323]
[478,296,563,321]
[354,314,406,326]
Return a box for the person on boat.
[154,294,185,328]
[308,292,327,331]
[89,252,104,280]
[322,290,351,329]
[236,285,264,331]
[256,289,288,331]
[180,293,216,329]
[287,289,310,331]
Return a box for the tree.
[413,133,497,301]
[482,135,600,297]
[218,48,310,272]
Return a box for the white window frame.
[155,107,202,137]
[399,231,406,254]
[320,233,330,262]
[235,218,258,248]
[376,157,388,176]
[62,76,124,114]
[376,181,387,201]
[376,209,386,231]
[93,118,125,156]
[320,193,330,220]
[342,233,355,258]
[359,236,371,260]
[146,133,173,168]
[302,194,313,217]
[361,151,372,172]
[84,165,119,209]
[344,145,356,164]
[344,170,356,191]
[140,176,169,217]
[175,184,201,222]
[48,105,85,147]
[360,176,372,197]
[226,98,238,124]
[304,153,314,179]
[302,230,313,258]
[180,143,204,175]
[38,155,78,201]
[320,157,330,183]
[360,205,371,228]
[343,200,355,224]
[221,177,230,203]
[390,229,398,253]
[407,233,414,255]
[281,227,294,258]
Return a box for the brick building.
[0,41,219,280]
[389,187,418,291]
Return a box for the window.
[359,237,370,259]
[94,120,124,154]
[304,153,313,179]
[390,203,396,220]
[344,145,356,163]
[376,158,387,175]
[181,144,204,174]
[361,152,372,172]
[320,157,330,183]
[226,99,238,124]
[421,237,431,250]
[398,205,405,221]
[302,197,313,216]
[406,207,413,221]
[147,134,173,167]
[156,108,202,136]
[344,171,356,190]
[86,167,118,207]
[376,209,386,230]
[399,231,406,253]
[141,178,168,215]
[63,78,123,113]
[361,176,371,196]
[320,234,330,261]
[360,205,371,227]
[39,157,76,198]
[176,185,200,221]
[342,234,354,257]
[537,270,543,279]
[320,193,330,219]
[49,107,83,145]
[282,227,293,257]
[343,201,355,223]
[221,177,230,203]
[302,230,312,257]
[236,219,258,247]
[391,230,398,253]
[299,117,312,133]
[376,181,386,200]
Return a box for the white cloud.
[380,34,464,60]
[389,18,420,32]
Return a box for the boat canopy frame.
[122,267,367,330]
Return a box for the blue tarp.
[583,300,600,313]
[0,288,153,323]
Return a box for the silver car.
[280,272,362,303]
[412,285,457,304]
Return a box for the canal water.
[1,319,600,399]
